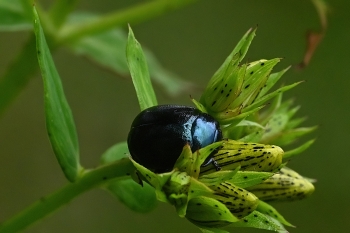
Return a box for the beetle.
[127,105,222,173]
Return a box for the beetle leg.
[212,159,222,171]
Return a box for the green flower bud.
[226,59,280,111]
[246,167,315,202]
[186,196,238,228]
[163,171,191,207]
[200,139,283,175]
[209,181,258,218]
[200,53,245,113]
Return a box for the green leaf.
[126,26,158,111]
[189,178,215,199]
[272,126,318,146]
[199,168,240,186]
[192,98,208,113]
[237,129,264,143]
[100,142,158,213]
[0,0,32,31]
[186,196,238,228]
[200,227,229,233]
[70,27,130,75]
[283,139,316,159]
[230,59,280,109]
[215,105,265,126]
[200,28,256,107]
[243,81,303,113]
[67,12,195,97]
[212,28,256,79]
[33,6,80,182]
[260,112,289,143]
[257,66,290,99]
[236,120,265,129]
[228,211,287,232]
[285,116,307,130]
[100,141,129,164]
[257,200,294,227]
[229,171,274,189]
[106,179,157,213]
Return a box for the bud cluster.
[131,28,315,233]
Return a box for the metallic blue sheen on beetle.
[127,105,223,173]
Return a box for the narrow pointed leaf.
[259,94,282,122]
[257,66,291,99]
[230,59,280,109]
[68,12,193,97]
[192,98,208,113]
[229,171,274,188]
[200,227,229,233]
[126,26,157,111]
[214,27,256,75]
[238,129,264,143]
[100,142,157,213]
[34,7,80,182]
[260,113,289,143]
[228,211,287,232]
[215,105,265,126]
[287,104,300,117]
[186,196,238,227]
[285,116,307,130]
[189,178,215,199]
[199,168,240,186]
[100,141,129,164]
[272,126,318,146]
[202,59,243,112]
[283,139,316,159]
[243,81,302,113]
[257,200,294,227]
[200,28,256,108]
[236,120,264,129]
[106,179,157,213]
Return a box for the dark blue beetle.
[127,105,222,173]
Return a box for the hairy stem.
[0,159,135,233]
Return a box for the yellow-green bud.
[200,140,283,175]
[186,196,238,228]
[210,181,258,218]
[246,167,315,202]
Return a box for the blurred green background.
[0,0,348,232]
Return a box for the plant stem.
[0,158,135,233]
[57,0,199,44]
